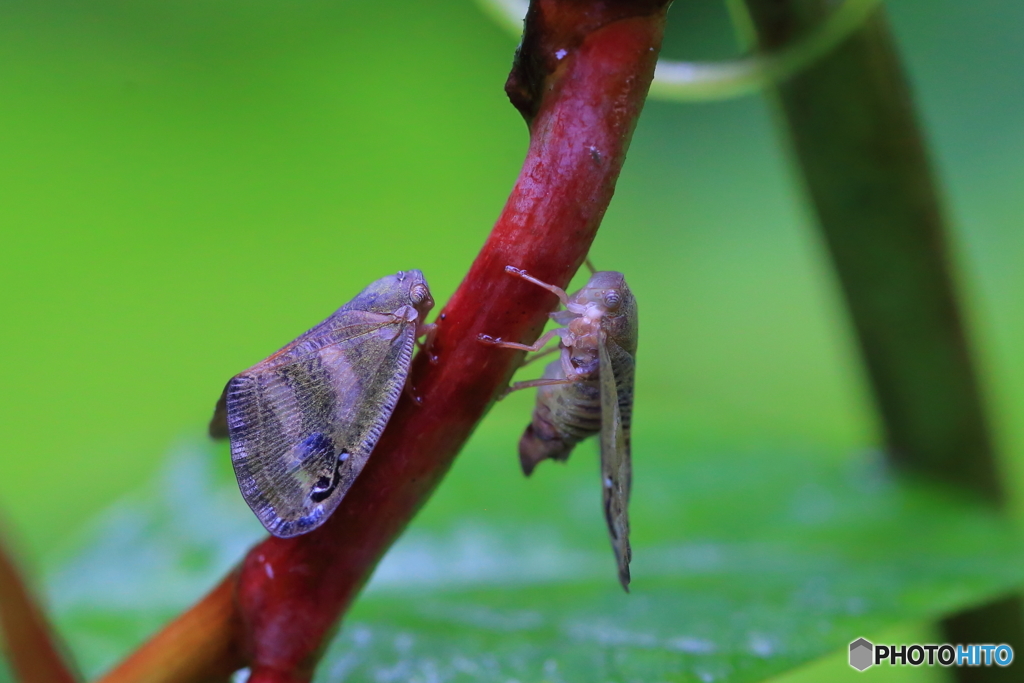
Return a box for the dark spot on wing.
[310,480,337,503]
[305,436,349,504]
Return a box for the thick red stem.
[101,1,668,680]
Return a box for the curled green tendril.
[475,0,886,102]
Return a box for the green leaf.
[4,439,1022,682]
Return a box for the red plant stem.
[100,1,669,681]
[97,575,242,683]
[0,530,79,683]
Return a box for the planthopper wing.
[224,308,417,537]
[598,331,633,591]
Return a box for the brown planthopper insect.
[479,265,637,590]
[209,270,435,537]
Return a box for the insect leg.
[584,257,597,275]
[521,343,560,367]
[401,321,433,404]
[558,344,579,380]
[505,266,589,315]
[502,376,578,399]
[504,266,574,305]
[478,327,566,353]
[416,322,437,341]
[416,322,439,364]
[402,373,424,406]
[502,347,582,398]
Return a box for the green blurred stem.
[736,0,1024,676]
[475,0,884,101]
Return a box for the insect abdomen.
[518,361,602,475]
[518,345,635,476]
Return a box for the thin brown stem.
[99,574,241,683]
[0,528,79,683]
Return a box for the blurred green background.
[1,0,1022,679]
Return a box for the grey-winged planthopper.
[479,264,637,590]
[209,270,436,538]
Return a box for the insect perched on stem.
[209,270,435,538]
[479,265,637,590]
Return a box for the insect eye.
[603,291,621,309]
[410,283,429,304]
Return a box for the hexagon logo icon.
[849,638,874,671]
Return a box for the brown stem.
[99,1,669,680]
[739,0,1024,674]
[0,528,79,683]
[96,574,242,683]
